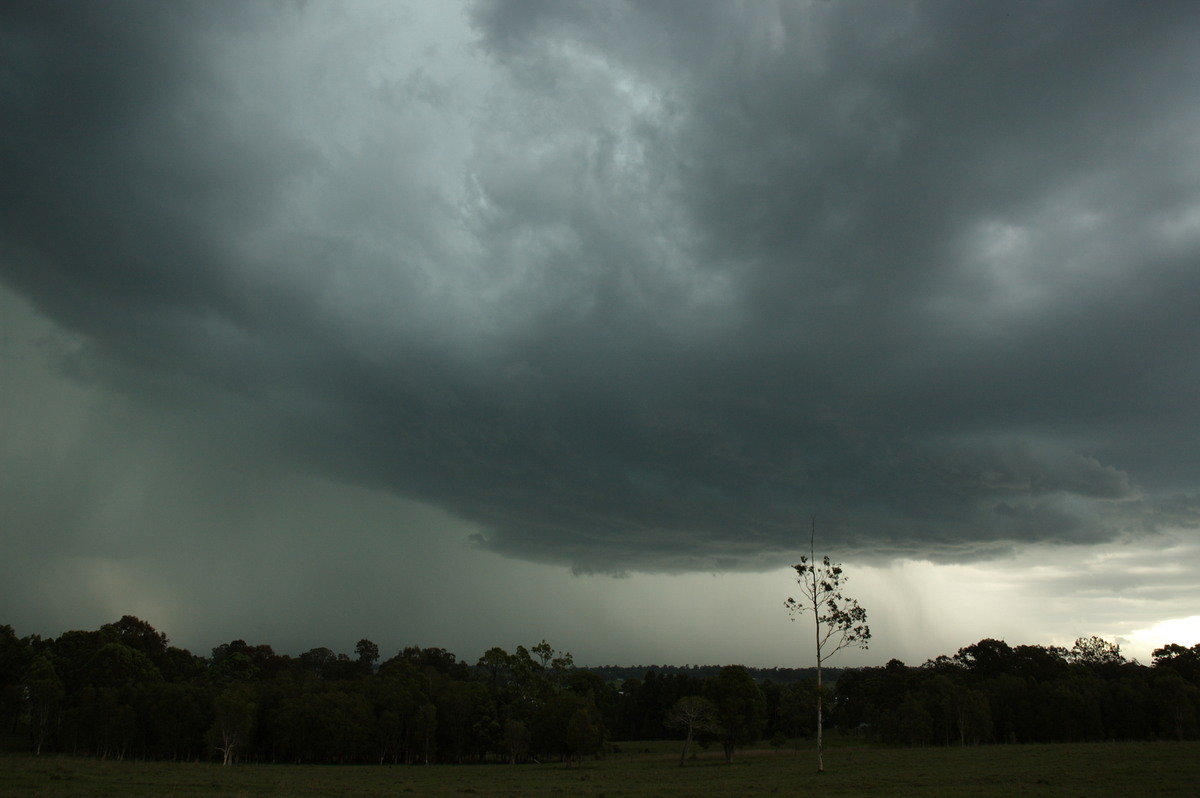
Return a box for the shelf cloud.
[3,1,1199,662]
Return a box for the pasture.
[3,740,1198,797]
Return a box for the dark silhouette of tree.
[476,646,511,689]
[1069,636,1125,667]
[1154,643,1200,684]
[702,665,765,763]
[101,616,168,665]
[8,615,1200,763]
[24,654,63,755]
[356,639,380,672]
[1152,644,1200,740]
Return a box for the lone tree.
[785,518,870,772]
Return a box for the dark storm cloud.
[3,0,1200,576]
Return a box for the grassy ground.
[3,739,1198,797]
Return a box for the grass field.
[3,739,1198,797]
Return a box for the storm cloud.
[3,1,1200,658]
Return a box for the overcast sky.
[3,0,1200,668]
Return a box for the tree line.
[2,618,1198,765]
[834,636,1200,746]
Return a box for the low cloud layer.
[4,0,1200,585]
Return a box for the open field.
[3,740,1198,798]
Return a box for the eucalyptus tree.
[664,694,719,766]
[24,654,63,755]
[208,686,256,766]
[785,519,870,772]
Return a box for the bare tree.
[785,518,870,772]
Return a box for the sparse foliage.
[785,518,870,772]
[1069,636,1125,667]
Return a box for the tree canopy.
[0,618,1197,764]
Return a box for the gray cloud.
[3,0,1200,586]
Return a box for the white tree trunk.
[812,533,825,774]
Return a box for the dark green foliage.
[702,665,766,763]
[0,625,33,738]
[1154,643,1200,684]
[135,681,210,760]
[664,695,720,765]
[613,669,705,740]
[3,617,1199,767]
[835,638,1200,746]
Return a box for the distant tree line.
[1,619,1197,765]
[835,637,1200,745]
[587,663,836,685]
